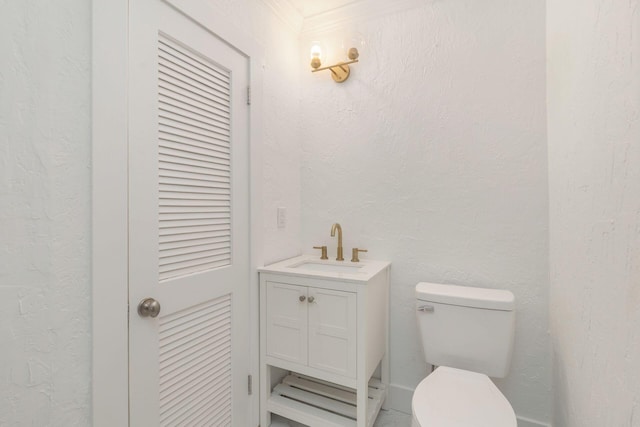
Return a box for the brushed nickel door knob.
[138,298,161,318]
[299,295,306,302]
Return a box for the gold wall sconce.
[310,42,360,83]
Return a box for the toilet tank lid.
[416,282,515,311]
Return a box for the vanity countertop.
[259,254,390,283]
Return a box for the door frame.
[91,1,264,425]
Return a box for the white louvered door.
[128,0,250,425]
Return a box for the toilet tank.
[415,282,515,378]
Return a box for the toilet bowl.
[411,367,516,427]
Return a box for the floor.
[373,409,412,427]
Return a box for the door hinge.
[246,86,251,106]
[248,374,253,395]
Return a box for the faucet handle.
[351,248,368,262]
[313,246,328,260]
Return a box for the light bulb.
[310,42,322,59]
[341,32,365,59]
[310,42,322,69]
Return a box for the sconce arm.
[311,59,359,73]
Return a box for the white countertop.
[258,254,391,283]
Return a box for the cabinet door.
[265,281,308,365]
[308,288,357,378]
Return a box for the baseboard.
[383,383,551,427]
[517,415,552,427]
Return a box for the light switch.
[277,207,286,228]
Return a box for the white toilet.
[412,282,517,427]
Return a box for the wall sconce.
[310,42,360,83]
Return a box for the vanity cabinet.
[259,255,390,427]
[266,282,357,378]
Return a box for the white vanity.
[259,255,391,427]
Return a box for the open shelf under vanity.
[267,373,387,427]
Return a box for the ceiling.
[268,0,420,36]
[288,0,361,18]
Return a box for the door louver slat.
[160,166,229,182]
[159,222,230,234]
[160,238,231,253]
[159,230,230,244]
[159,257,232,278]
[159,155,231,173]
[160,211,230,221]
[160,137,230,158]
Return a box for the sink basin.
[260,255,390,282]
[289,261,364,273]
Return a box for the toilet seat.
[412,366,516,427]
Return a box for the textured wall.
[0,0,301,424]
[300,1,551,424]
[248,1,303,265]
[0,0,92,424]
[547,0,640,425]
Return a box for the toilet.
[412,282,517,427]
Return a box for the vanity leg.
[357,377,368,427]
[381,270,391,410]
[356,290,368,427]
[260,279,270,427]
[260,364,271,427]
[381,351,390,410]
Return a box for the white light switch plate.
[277,207,286,228]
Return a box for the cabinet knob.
[299,295,306,302]
[308,296,315,303]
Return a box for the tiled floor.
[373,409,412,427]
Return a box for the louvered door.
[128,0,250,426]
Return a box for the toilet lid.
[412,367,516,427]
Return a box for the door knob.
[308,296,315,303]
[138,298,161,318]
[299,295,306,302]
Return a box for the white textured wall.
[301,1,551,424]
[0,0,92,424]
[547,0,640,425]
[247,2,303,265]
[0,0,301,424]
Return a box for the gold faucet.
[330,223,344,261]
